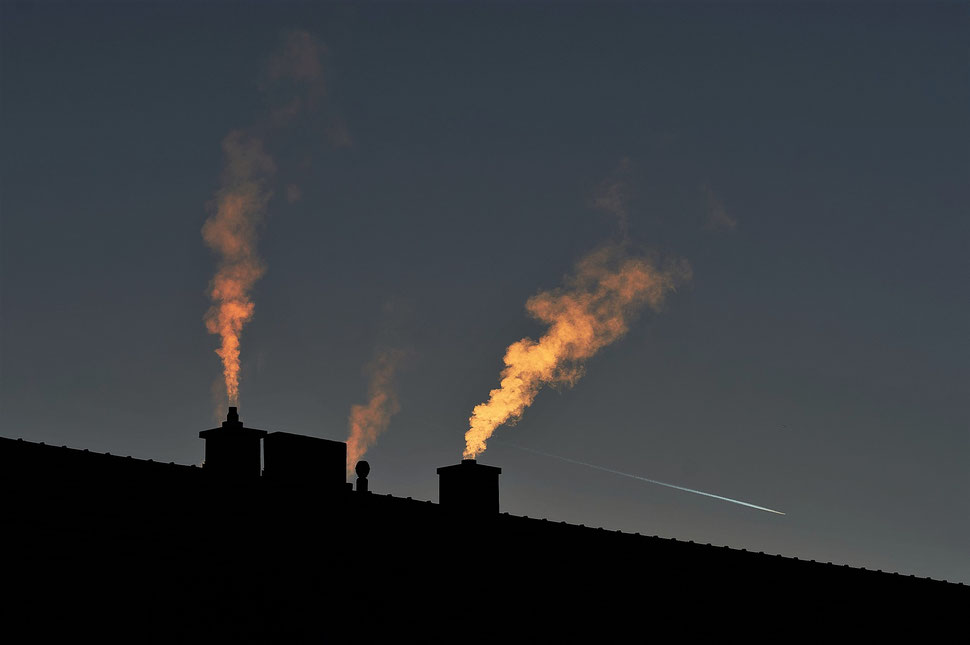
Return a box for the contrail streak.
[499,443,786,516]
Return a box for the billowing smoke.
[346,349,407,473]
[464,244,691,459]
[202,30,340,406]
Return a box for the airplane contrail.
[498,442,786,516]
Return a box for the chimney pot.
[222,406,242,428]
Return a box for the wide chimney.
[262,431,346,491]
[437,459,501,514]
[199,407,267,480]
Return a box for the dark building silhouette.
[263,429,346,490]
[4,408,965,641]
[437,459,501,514]
[198,406,265,480]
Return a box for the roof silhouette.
[3,412,965,640]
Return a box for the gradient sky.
[2,1,967,583]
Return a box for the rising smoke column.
[346,349,406,473]
[202,133,275,405]
[202,30,339,406]
[464,245,691,458]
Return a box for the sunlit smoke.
[202,132,274,405]
[346,349,406,473]
[202,30,340,406]
[464,244,691,458]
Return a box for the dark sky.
[2,1,967,583]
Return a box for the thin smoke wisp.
[346,348,406,473]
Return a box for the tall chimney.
[199,407,267,480]
[436,459,501,514]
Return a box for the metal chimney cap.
[221,406,242,428]
[437,460,501,475]
[200,407,267,438]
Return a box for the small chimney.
[199,407,267,481]
[436,459,501,514]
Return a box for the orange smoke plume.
[464,245,691,458]
[202,132,275,405]
[201,30,337,407]
[346,349,406,473]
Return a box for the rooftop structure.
[3,410,964,640]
